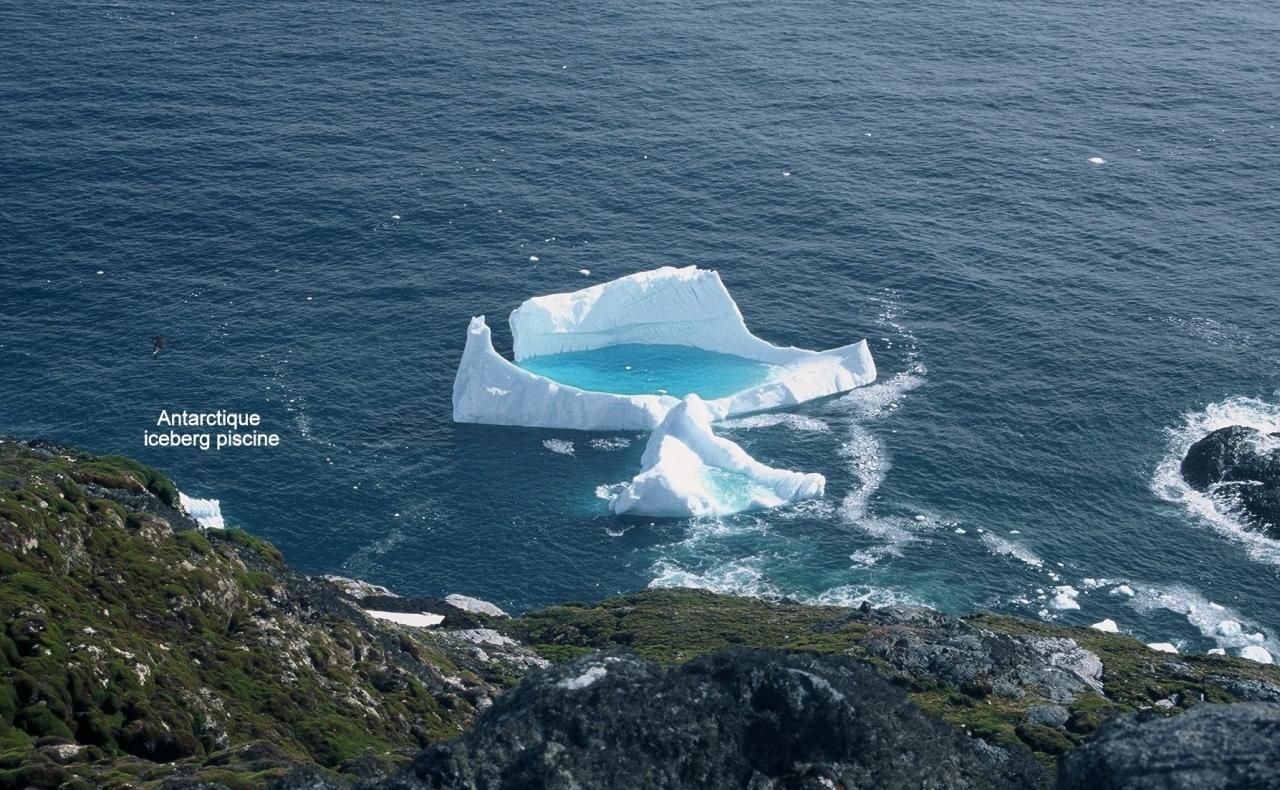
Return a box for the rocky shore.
[3,436,1280,788]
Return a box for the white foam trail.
[719,413,830,432]
[1158,316,1251,349]
[595,482,627,501]
[980,533,1044,568]
[807,584,924,608]
[1125,582,1278,656]
[648,557,921,609]
[648,556,778,598]
[838,424,887,522]
[588,437,632,451]
[1151,396,1280,565]
[542,438,576,455]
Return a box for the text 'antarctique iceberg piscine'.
[451,266,877,516]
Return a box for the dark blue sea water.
[4,0,1280,656]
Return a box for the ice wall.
[452,317,677,430]
[452,267,876,431]
[179,492,225,530]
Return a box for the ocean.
[3,0,1279,656]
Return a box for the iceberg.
[179,492,225,530]
[610,395,825,517]
[452,266,876,431]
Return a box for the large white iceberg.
[611,395,826,517]
[452,266,876,431]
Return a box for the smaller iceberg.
[611,395,825,517]
[179,492,225,530]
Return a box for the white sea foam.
[648,556,921,609]
[719,413,830,432]
[648,556,779,598]
[838,424,887,523]
[542,438,575,455]
[806,584,924,608]
[588,437,633,451]
[1151,396,1280,565]
[980,533,1044,568]
[1159,316,1251,349]
[834,291,926,535]
[1125,583,1279,656]
[595,482,627,501]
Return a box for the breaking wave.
[1151,395,1280,565]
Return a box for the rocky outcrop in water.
[1058,702,1280,789]
[1181,425,1280,537]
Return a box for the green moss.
[508,588,869,663]
[0,438,488,786]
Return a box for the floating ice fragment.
[1216,619,1243,638]
[1208,647,1226,656]
[1241,645,1273,664]
[96,270,104,275]
[1112,584,1135,597]
[1089,156,1106,165]
[579,269,591,275]
[1050,586,1081,611]
[1090,619,1119,633]
[529,256,539,262]
[179,492,225,529]
[391,214,400,220]
[1147,642,1179,654]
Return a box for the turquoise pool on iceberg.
[452,266,876,432]
[518,344,777,400]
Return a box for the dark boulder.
[379,649,1048,790]
[1059,702,1280,789]
[1181,426,1280,536]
